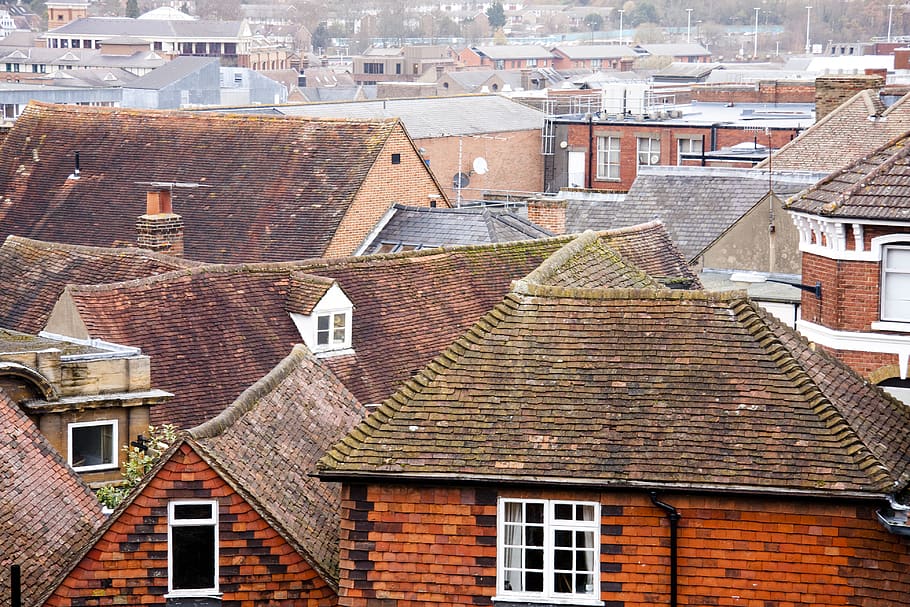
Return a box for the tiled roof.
[52,224,692,426]
[320,285,910,497]
[0,102,405,263]
[190,345,366,584]
[566,167,815,261]
[759,89,910,172]
[784,130,910,220]
[0,391,104,607]
[0,236,199,334]
[364,204,552,253]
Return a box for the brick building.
[319,235,910,607]
[459,45,554,69]
[785,130,910,404]
[0,103,447,263]
[545,101,812,192]
[40,346,364,606]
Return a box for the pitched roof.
[472,45,553,60]
[47,224,694,427]
[364,204,552,253]
[47,16,246,38]
[552,44,637,60]
[759,89,910,173]
[190,345,366,584]
[0,236,199,334]
[784,130,910,220]
[0,102,408,263]
[270,94,545,138]
[566,167,817,261]
[634,43,710,56]
[125,55,218,90]
[0,392,105,607]
[319,284,910,498]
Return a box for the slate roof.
[551,44,637,60]
[759,89,910,173]
[634,43,711,57]
[319,283,910,498]
[364,204,552,253]
[784,130,910,221]
[270,94,545,138]
[0,391,105,607]
[46,17,246,39]
[0,236,199,334]
[190,345,366,584]
[48,224,695,428]
[472,45,554,60]
[0,103,410,263]
[125,55,218,90]
[565,167,818,261]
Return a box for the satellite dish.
[453,172,470,189]
[472,157,489,175]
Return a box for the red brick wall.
[568,122,800,191]
[45,444,337,607]
[326,127,447,258]
[338,483,910,607]
[526,198,566,234]
[691,82,815,104]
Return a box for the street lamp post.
[805,6,812,54]
[753,7,760,58]
[888,4,896,43]
[618,9,624,45]
[686,8,693,43]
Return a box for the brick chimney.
[521,68,532,90]
[136,188,184,256]
[814,74,885,121]
[526,196,567,235]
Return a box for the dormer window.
[316,310,350,350]
[288,280,354,357]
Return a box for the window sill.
[871,321,910,332]
[314,347,355,359]
[492,596,604,607]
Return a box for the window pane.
[526,502,544,523]
[883,246,910,321]
[575,572,594,593]
[577,504,595,521]
[554,503,572,520]
[554,529,572,547]
[71,424,113,467]
[505,502,523,523]
[172,526,215,590]
[174,503,213,520]
[526,525,544,547]
[526,547,544,570]
[554,571,573,593]
[333,313,346,343]
[526,571,543,592]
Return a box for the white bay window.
[882,245,910,323]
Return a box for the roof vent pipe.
[11,564,21,607]
[650,492,681,607]
[68,151,80,180]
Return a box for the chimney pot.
[146,188,172,215]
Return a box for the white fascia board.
[797,319,910,378]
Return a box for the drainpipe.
[586,112,593,188]
[650,492,681,607]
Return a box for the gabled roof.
[190,345,366,583]
[0,103,409,263]
[759,89,910,173]
[125,55,218,90]
[633,43,710,57]
[363,204,552,253]
[566,167,818,261]
[42,224,694,427]
[785,130,910,220]
[0,392,105,607]
[0,236,199,334]
[319,283,910,498]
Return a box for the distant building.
[45,0,88,27]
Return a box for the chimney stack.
[137,187,184,256]
[526,196,567,235]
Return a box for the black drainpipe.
[650,492,681,607]
[586,113,594,188]
[11,564,21,607]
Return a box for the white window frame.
[67,419,118,472]
[595,136,620,181]
[314,309,351,352]
[881,244,910,323]
[167,500,219,597]
[637,136,660,167]
[676,137,702,165]
[495,498,601,605]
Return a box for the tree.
[96,424,177,510]
[583,13,604,32]
[486,2,506,30]
[125,0,139,18]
